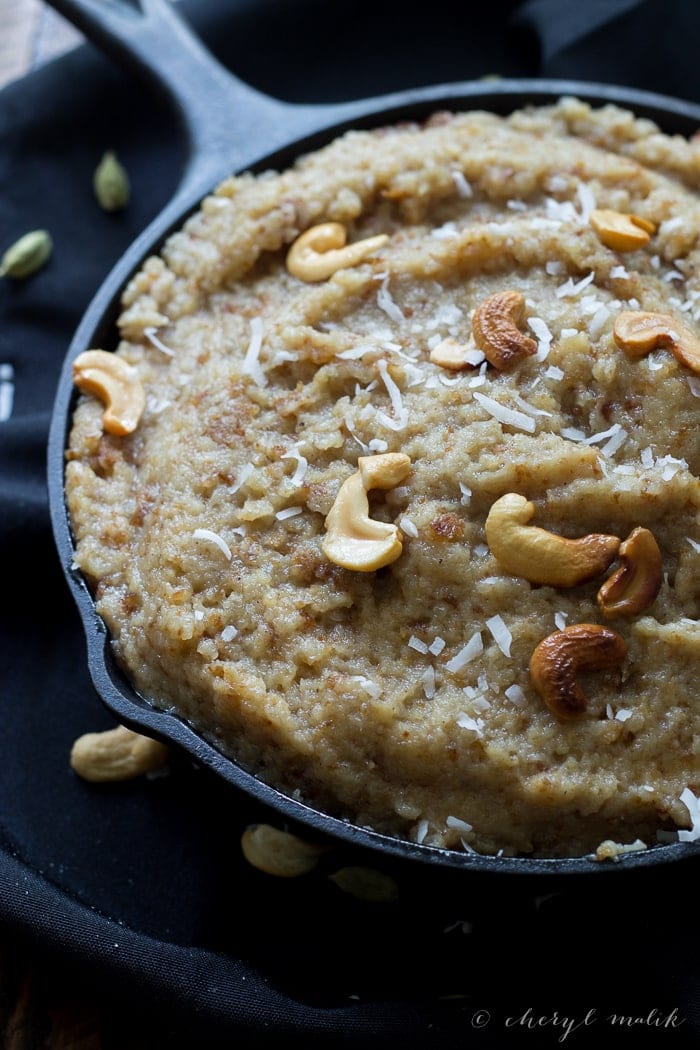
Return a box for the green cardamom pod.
[0,229,53,279]
[93,151,130,212]
[328,866,399,903]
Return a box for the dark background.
[0,0,698,1046]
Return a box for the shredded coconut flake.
[446,815,473,835]
[615,708,633,723]
[473,392,536,433]
[687,376,700,398]
[473,543,489,557]
[452,170,473,198]
[193,528,232,561]
[429,636,446,656]
[581,422,621,446]
[377,359,408,431]
[686,537,700,553]
[512,393,552,418]
[600,427,628,459]
[144,326,175,357]
[556,271,595,299]
[456,713,484,736]
[350,674,382,699]
[421,665,436,699]
[282,449,308,486]
[459,482,472,506]
[408,635,429,655]
[576,181,596,221]
[399,516,418,538]
[504,684,526,706]
[0,364,14,422]
[231,463,254,494]
[377,277,405,323]
[528,316,553,361]
[610,265,630,280]
[221,625,238,642]
[641,446,654,468]
[242,316,266,386]
[276,506,303,520]
[486,614,512,657]
[545,365,564,380]
[415,819,430,844]
[554,611,568,631]
[678,788,700,842]
[445,632,483,673]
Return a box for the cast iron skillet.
[47,0,699,877]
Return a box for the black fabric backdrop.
[0,0,698,1045]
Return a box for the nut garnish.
[240,824,327,877]
[485,493,620,587]
[529,624,628,719]
[73,349,146,435]
[286,222,389,282]
[322,452,411,571]
[472,290,537,370]
[613,311,700,374]
[597,526,662,618]
[429,337,480,370]
[70,725,169,782]
[589,209,655,251]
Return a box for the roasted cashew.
[286,222,389,282]
[472,290,538,370]
[613,311,700,374]
[529,624,628,719]
[70,725,169,782]
[485,493,620,587]
[241,824,328,877]
[322,452,411,571]
[429,337,481,370]
[589,209,655,251]
[597,526,662,618]
[73,349,146,435]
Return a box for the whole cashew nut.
[597,526,662,618]
[529,624,628,719]
[485,493,620,587]
[613,311,700,374]
[241,824,328,877]
[589,209,655,251]
[73,349,146,435]
[472,290,538,370]
[286,222,389,282]
[70,724,169,782]
[322,452,411,571]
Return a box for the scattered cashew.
[286,222,389,282]
[597,526,662,618]
[529,624,628,719]
[73,349,146,435]
[322,452,411,571]
[472,290,538,370]
[613,311,700,374]
[485,493,620,587]
[240,824,328,877]
[70,724,169,782]
[429,336,481,370]
[589,209,655,251]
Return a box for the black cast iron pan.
[47,0,700,878]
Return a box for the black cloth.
[0,0,698,1045]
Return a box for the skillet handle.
[44,0,324,194]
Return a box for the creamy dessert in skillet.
[65,97,700,858]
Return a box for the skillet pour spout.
[47,0,700,876]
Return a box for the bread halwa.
[66,97,700,858]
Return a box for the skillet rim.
[48,76,700,877]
